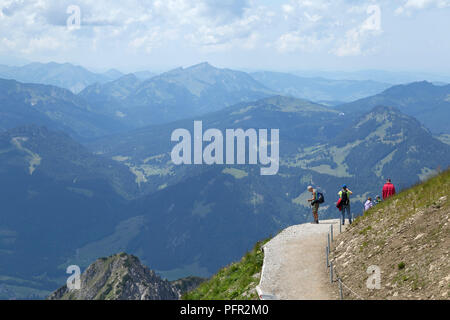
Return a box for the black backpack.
[316,192,325,204]
[341,190,349,205]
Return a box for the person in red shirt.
[382,178,396,200]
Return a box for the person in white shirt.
[364,197,374,212]
[307,186,319,224]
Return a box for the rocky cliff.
[48,253,180,300]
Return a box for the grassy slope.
[331,169,449,299]
[183,239,270,300]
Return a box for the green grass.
[359,226,372,235]
[222,168,249,179]
[351,169,449,258]
[335,169,449,299]
[353,168,449,228]
[182,238,270,300]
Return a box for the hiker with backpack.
[307,186,324,224]
[338,185,353,225]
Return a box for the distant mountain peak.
[0,61,124,93]
[103,68,124,79]
[261,95,310,104]
[48,253,180,300]
[382,80,438,94]
[164,62,216,75]
[115,73,139,82]
[257,95,336,113]
[348,105,430,144]
[369,105,400,114]
[338,79,450,134]
[188,61,214,69]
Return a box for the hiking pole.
[339,221,342,233]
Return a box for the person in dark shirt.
[338,185,353,225]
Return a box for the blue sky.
[0,0,449,74]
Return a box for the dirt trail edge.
[256,219,343,300]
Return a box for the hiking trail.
[257,219,346,300]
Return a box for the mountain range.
[1,62,449,300]
[2,92,450,299]
[251,71,391,104]
[79,62,275,128]
[338,81,450,134]
[0,79,128,140]
[0,62,124,93]
[4,62,447,136]
[83,98,450,280]
[292,69,450,85]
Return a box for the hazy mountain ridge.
[338,81,450,134]
[0,125,138,196]
[251,71,391,103]
[78,73,143,119]
[0,62,123,93]
[292,70,450,84]
[80,62,275,128]
[0,78,128,140]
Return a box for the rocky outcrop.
[48,253,179,300]
[171,276,206,297]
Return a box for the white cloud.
[333,5,382,57]
[294,0,330,10]
[395,0,450,15]
[276,31,332,53]
[25,36,63,53]
[333,29,362,57]
[128,28,169,54]
[0,0,448,69]
[275,1,384,56]
[304,12,322,22]
[0,0,267,57]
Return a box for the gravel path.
[257,219,345,300]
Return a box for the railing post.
[339,279,343,300]
[330,262,334,283]
[327,233,331,250]
[339,221,342,233]
[330,225,333,242]
[326,246,329,268]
